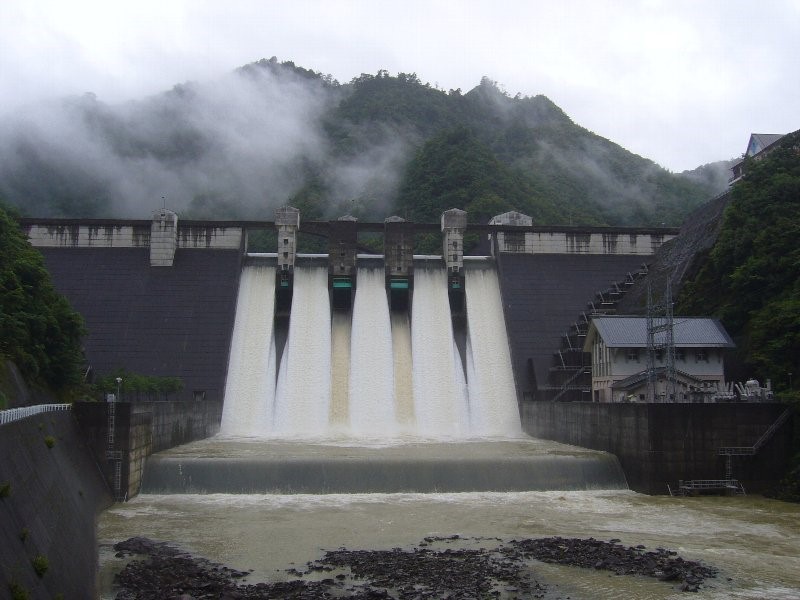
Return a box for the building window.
[626,348,639,362]
[676,348,686,361]
[695,349,708,362]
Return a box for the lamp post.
[115,377,122,402]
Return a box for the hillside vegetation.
[0,59,723,225]
[677,131,800,399]
[0,203,85,396]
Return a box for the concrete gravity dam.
[9,207,800,599]
[22,206,678,496]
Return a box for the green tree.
[678,131,800,392]
[0,202,85,392]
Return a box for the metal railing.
[719,408,793,455]
[676,479,746,495]
[0,404,71,426]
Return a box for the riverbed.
[98,489,800,599]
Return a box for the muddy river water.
[98,486,800,598]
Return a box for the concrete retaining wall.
[73,400,222,500]
[132,400,222,453]
[521,401,795,494]
[0,412,112,599]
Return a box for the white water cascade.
[464,268,523,437]
[219,264,277,437]
[348,268,397,437]
[273,267,332,437]
[410,268,470,438]
[221,260,522,439]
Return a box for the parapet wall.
[492,230,673,255]
[521,401,795,494]
[23,221,243,250]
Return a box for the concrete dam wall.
[36,245,242,404]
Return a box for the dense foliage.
[0,59,724,226]
[92,369,184,402]
[0,202,85,392]
[677,132,800,398]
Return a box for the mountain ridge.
[0,57,728,225]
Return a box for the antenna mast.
[646,280,676,402]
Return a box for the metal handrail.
[754,408,792,450]
[0,404,71,426]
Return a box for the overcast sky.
[2,0,798,172]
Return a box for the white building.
[584,316,735,403]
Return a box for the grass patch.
[0,482,10,498]
[8,581,30,600]
[44,436,55,449]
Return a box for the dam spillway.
[142,256,628,494]
[219,259,522,440]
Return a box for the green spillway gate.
[331,277,354,311]
[389,278,410,312]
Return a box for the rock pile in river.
[111,534,717,598]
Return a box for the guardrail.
[0,404,71,426]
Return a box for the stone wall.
[0,412,112,599]
[521,401,795,494]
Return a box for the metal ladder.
[105,400,124,501]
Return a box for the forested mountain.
[0,58,724,225]
[0,203,85,396]
[677,131,800,397]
